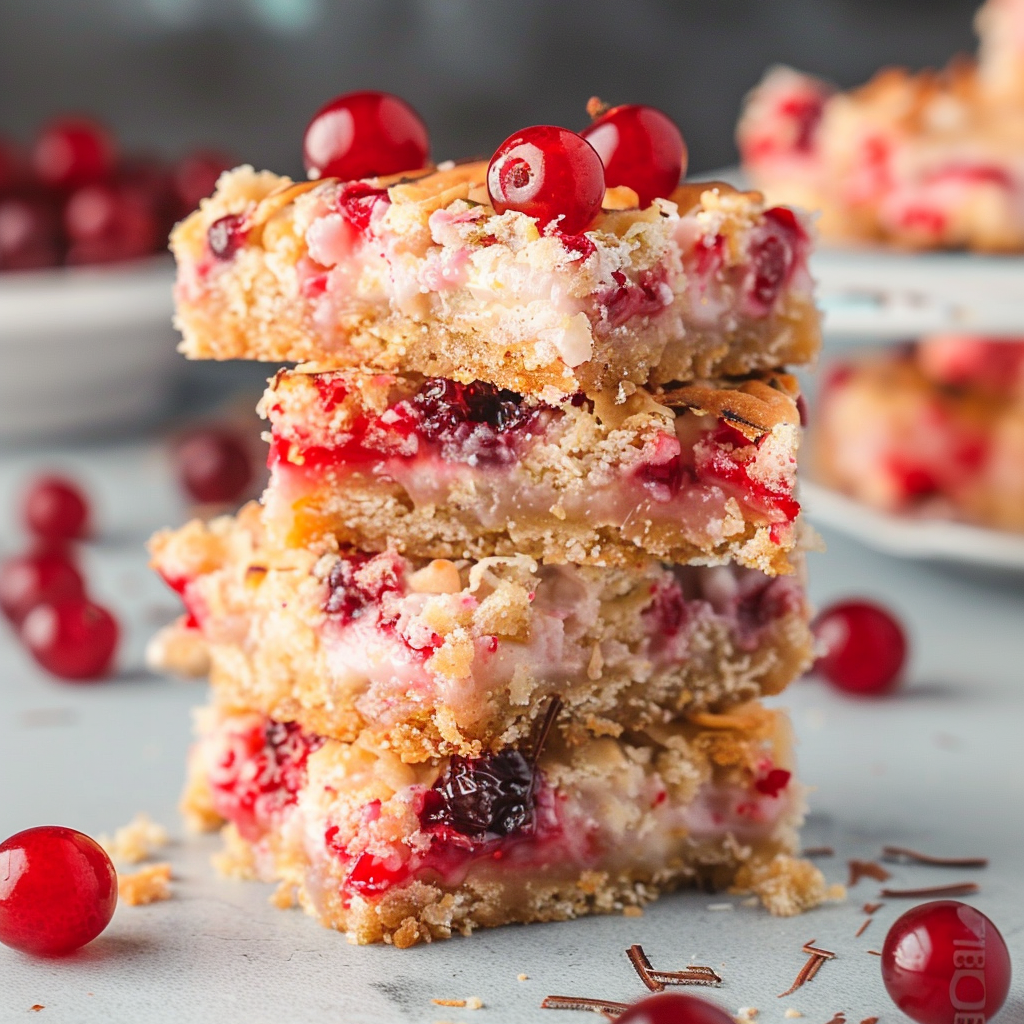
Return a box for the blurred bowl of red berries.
[0,115,234,441]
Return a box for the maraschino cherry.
[617,992,736,1024]
[881,901,1011,1024]
[581,100,687,207]
[21,598,119,680]
[487,125,605,234]
[303,90,429,181]
[812,599,907,695]
[22,476,90,541]
[0,826,117,956]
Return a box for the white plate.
[0,258,181,441]
[801,478,1024,571]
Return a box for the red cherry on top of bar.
[0,825,117,956]
[812,599,907,695]
[32,117,117,191]
[581,103,687,207]
[303,90,429,182]
[881,901,1011,1024]
[21,598,119,681]
[22,475,90,541]
[617,992,736,1024]
[487,125,605,234]
[0,551,84,625]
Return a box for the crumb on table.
[118,863,172,905]
[99,812,169,865]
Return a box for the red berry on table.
[617,992,736,1024]
[487,125,605,234]
[21,598,119,680]
[0,826,117,956]
[0,192,64,271]
[812,599,907,695]
[881,901,1011,1024]
[172,149,234,214]
[64,181,160,265]
[581,102,687,207]
[0,551,84,625]
[175,427,254,503]
[32,117,117,191]
[23,475,90,541]
[303,90,429,182]
[0,136,28,193]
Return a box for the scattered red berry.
[303,90,429,182]
[0,825,117,956]
[172,150,234,213]
[21,598,119,680]
[175,427,254,503]
[22,475,90,541]
[617,992,736,1024]
[812,599,907,695]
[0,136,28,193]
[487,125,605,234]
[881,901,1011,1024]
[31,117,117,191]
[581,102,687,207]
[0,551,84,625]
[0,192,64,272]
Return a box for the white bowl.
[0,257,182,441]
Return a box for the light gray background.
[0,435,1022,1023]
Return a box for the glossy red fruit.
[23,475,90,541]
[303,90,429,182]
[0,136,28,193]
[21,598,119,680]
[813,599,907,695]
[0,192,64,271]
[617,992,736,1024]
[0,825,117,956]
[0,552,84,625]
[581,103,687,207]
[175,427,253,503]
[32,117,117,191]
[172,150,234,214]
[881,901,1011,1024]
[487,125,605,234]
[64,181,160,265]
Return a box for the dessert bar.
[171,164,820,394]
[260,367,804,573]
[148,504,813,761]
[182,700,830,947]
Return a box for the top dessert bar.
[738,0,1024,252]
[171,163,820,395]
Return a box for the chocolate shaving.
[848,860,892,886]
[530,696,563,766]
[880,882,979,898]
[861,1018,880,1024]
[541,995,629,1018]
[778,940,835,998]
[823,1015,846,1024]
[855,917,872,938]
[862,902,883,915]
[802,846,835,858]
[867,950,882,956]
[625,945,722,991]
[881,846,988,869]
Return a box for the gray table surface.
[1,435,1022,1024]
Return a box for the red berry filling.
[335,181,390,233]
[601,269,672,329]
[208,718,325,842]
[207,213,247,261]
[323,553,403,625]
[742,206,805,316]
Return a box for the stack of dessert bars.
[148,160,833,947]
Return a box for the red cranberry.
[175,427,253,503]
[206,213,247,261]
[487,125,605,234]
[32,117,117,191]
[0,136,28,193]
[21,598,119,681]
[23,475,90,541]
[0,552,85,625]
[208,718,324,841]
[813,599,907,695]
[65,181,160,265]
[617,992,736,1024]
[172,149,234,214]
[303,90,429,182]
[881,901,1011,1024]
[0,192,64,271]
[581,103,687,207]
[323,554,401,624]
[411,378,528,448]
[0,825,117,956]
[420,750,536,840]
[743,206,803,315]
